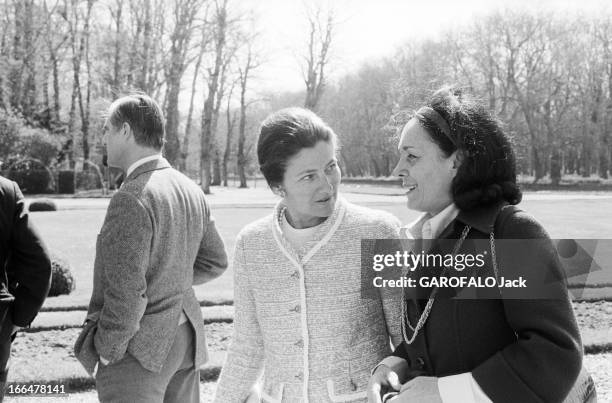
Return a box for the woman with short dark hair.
[214,107,402,402]
[368,87,589,403]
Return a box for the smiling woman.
[369,87,591,403]
[213,107,404,403]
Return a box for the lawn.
[29,189,612,309]
[10,189,612,401]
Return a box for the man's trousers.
[95,321,199,403]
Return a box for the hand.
[386,376,442,403]
[368,365,402,403]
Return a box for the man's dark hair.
[109,94,165,150]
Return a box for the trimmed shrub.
[8,169,54,194]
[7,159,55,194]
[57,170,75,194]
[49,254,76,297]
[28,198,58,212]
[76,170,103,190]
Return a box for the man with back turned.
[77,94,228,402]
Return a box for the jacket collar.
[271,196,347,264]
[124,157,171,182]
[437,200,508,238]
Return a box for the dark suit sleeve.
[472,211,582,403]
[6,181,52,327]
[193,203,228,285]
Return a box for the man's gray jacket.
[84,158,228,372]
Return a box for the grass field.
[10,187,612,401]
[30,188,612,308]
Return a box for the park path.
[4,302,612,402]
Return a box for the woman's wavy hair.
[415,86,522,210]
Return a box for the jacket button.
[294,339,303,348]
[295,372,303,381]
[290,305,301,313]
[291,270,300,279]
[416,357,425,369]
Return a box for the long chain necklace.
[400,225,471,345]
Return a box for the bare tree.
[138,0,152,90]
[163,0,205,167]
[108,0,124,94]
[43,0,69,124]
[61,0,96,166]
[301,3,334,111]
[211,36,237,185]
[222,80,236,186]
[79,0,94,164]
[200,0,229,194]
[496,12,549,181]
[21,0,38,119]
[9,0,24,112]
[236,34,261,188]
[595,17,612,179]
[179,19,210,173]
[0,2,7,110]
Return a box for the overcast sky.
[179,0,611,110]
[244,0,611,93]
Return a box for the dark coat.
[0,176,51,331]
[392,202,582,403]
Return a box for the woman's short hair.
[414,86,522,210]
[257,107,337,188]
[108,94,165,150]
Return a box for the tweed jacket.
[0,176,51,330]
[83,158,228,373]
[391,202,582,403]
[214,198,402,403]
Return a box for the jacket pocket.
[326,380,366,403]
[260,382,284,403]
[74,316,100,376]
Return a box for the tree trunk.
[112,0,123,93]
[21,0,36,119]
[9,0,24,111]
[200,1,227,194]
[179,24,206,173]
[223,96,235,187]
[237,84,248,188]
[599,134,610,179]
[41,61,51,128]
[139,0,151,91]
[164,83,181,166]
[212,150,221,185]
[51,52,61,122]
[78,0,94,166]
[543,99,561,186]
[201,94,215,194]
